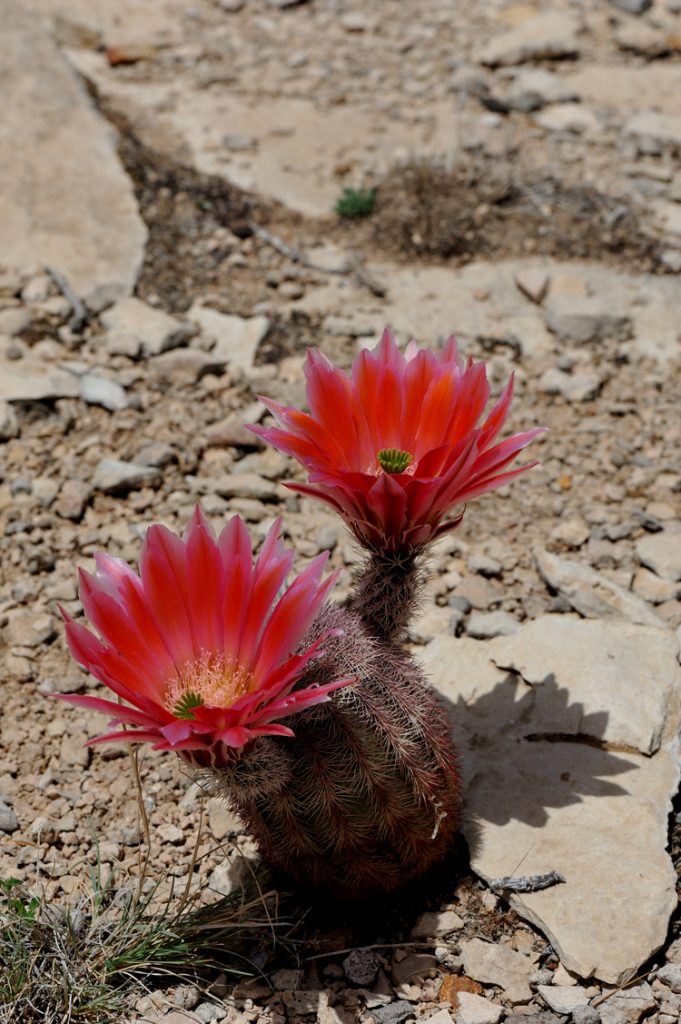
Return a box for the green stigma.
[173,691,205,720]
[377,448,413,474]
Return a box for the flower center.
[377,447,413,474]
[164,652,255,719]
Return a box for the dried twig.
[489,870,565,894]
[44,266,88,332]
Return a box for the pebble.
[608,0,652,11]
[466,610,520,638]
[460,938,533,1003]
[506,70,580,113]
[478,13,580,67]
[514,267,550,303]
[369,1001,415,1024]
[79,372,128,411]
[410,909,464,938]
[536,104,600,135]
[0,399,19,439]
[56,478,91,520]
[537,985,589,1014]
[636,531,681,582]
[188,306,270,373]
[214,473,279,501]
[7,610,56,647]
[101,297,193,357]
[632,568,680,605]
[194,1002,227,1023]
[0,802,19,833]
[657,964,681,993]
[149,348,226,385]
[597,983,657,1024]
[343,949,379,986]
[91,459,163,494]
[572,1009,602,1024]
[546,296,633,344]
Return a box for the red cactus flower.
[56,508,352,767]
[252,329,544,554]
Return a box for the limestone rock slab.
[490,615,679,754]
[636,530,681,582]
[0,0,147,304]
[478,13,581,68]
[188,306,270,373]
[0,358,80,402]
[419,627,681,983]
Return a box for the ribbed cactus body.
[205,604,462,899]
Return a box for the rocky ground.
[2,0,681,1022]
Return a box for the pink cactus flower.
[252,328,544,554]
[57,508,352,767]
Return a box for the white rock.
[0,357,80,402]
[460,938,533,1003]
[539,367,602,402]
[536,103,599,134]
[0,0,146,303]
[624,111,681,153]
[478,13,580,67]
[0,803,19,833]
[537,985,589,1013]
[452,991,503,1024]
[79,373,128,411]
[466,611,520,639]
[188,305,270,373]
[636,530,681,582]
[419,631,681,983]
[506,69,580,113]
[101,297,193,357]
[546,296,633,344]
[657,963,681,992]
[148,348,226,385]
[609,0,652,11]
[534,548,664,628]
[598,982,656,1024]
[550,517,590,548]
[92,459,162,495]
[633,568,680,605]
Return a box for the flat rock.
[460,938,533,1003]
[188,306,270,373]
[478,13,580,67]
[466,610,520,639]
[534,548,664,627]
[545,296,633,344]
[636,530,681,582]
[410,910,464,939]
[91,459,163,495]
[0,803,19,833]
[0,0,146,304]
[536,103,599,135]
[454,992,503,1024]
[419,630,681,983]
[148,349,226,385]
[0,358,80,402]
[536,985,589,1014]
[514,267,550,303]
[214,474,279,501]
[491,614,679,753]
[0,400,19,439]
[608,0,652,14]
[101,298,193,357]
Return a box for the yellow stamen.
[165,652,255,717]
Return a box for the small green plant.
[334,186,376,218]
[0,871,279,1024]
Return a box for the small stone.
[0,400,19,439]
[101,297,193,357]
[59,733,90,768]
[624,112,681,155]
[173,984,201,1010]
[633,568,680,605]
[0,306,30,336]
[149,348,226,385]
[7,610,56,647]
[506,69,580,113]
[0,357,80,402]
[157,824,184,845]
[536,104,599,134]
[515,267,550,304]
[369,1000,415,1024]
[460,938,533,1003]
[551,963,578,986]
[636,531,681,582]
[194,1002,227,1023]
[478,13,580,67]
[207,799,243,840]
[134,442,177,468]
[323,315,375,337]
[104,332,142,359]
[572,1009,602,1024]
[657,964,681,993]
[598,983,656,1024]
[92,459,162,495]
[30,817,58,844]
[540,367,602,403]
[392,953,438,986]
[214,474,279,501]
[218,0,244,9]
[56,478,91,520]
[410,910,464,938]
[188,305,270,374]
[0,802,19,833]
[466,610,520,639]
[546,296,633,344]
[79,373,128,411]
[550,517,590,548]
[454,992,503,1024]
[537,985,589,1014]
[343,949,379,986]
